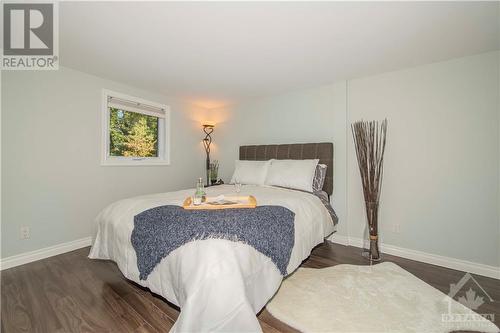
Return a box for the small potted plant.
[209,160,219,185]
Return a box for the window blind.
[108,96,165,118]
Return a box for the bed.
[89,143,336,332]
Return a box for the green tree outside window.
[109,108,159,157]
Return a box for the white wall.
[211,83,348,237]
[212,51,499,267]
[2,66,207,258]
[347,52,499,267]
[497,3,500,271]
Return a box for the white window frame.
[101,89,171,166]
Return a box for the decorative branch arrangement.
[351,119,388,261]
[209,160,219,185]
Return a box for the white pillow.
[230,160,271,185]
[265,159,319,192]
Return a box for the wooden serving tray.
[182,195,257,210]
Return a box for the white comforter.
[89,185,334,332]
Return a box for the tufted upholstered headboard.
[239,142,333,195]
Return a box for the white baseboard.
[327,234,350,246]
[1,237,92,270]
[327,234,500,280]
[2,234,498,280]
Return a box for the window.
[101,90,170,166]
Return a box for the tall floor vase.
[365,201,380,260]
[351,120,387,262]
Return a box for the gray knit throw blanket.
[131,205,295,280]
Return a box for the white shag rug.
[266,262,499,333]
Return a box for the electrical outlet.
[20,226,30,240]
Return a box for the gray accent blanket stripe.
[131,205,295,280]
[314,191,338,225]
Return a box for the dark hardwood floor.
[2,242,499,332]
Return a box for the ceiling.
[60,2,499,109]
